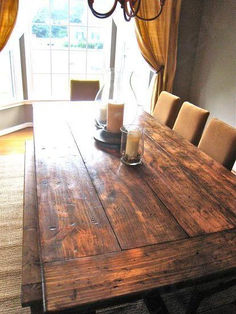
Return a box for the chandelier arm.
[123,8,132,22]
[87,0,118,19]
[124,0,141,18]
[87,0,165,21]
[135,4,164,22]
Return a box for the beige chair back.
[153,91,181,128]
[70,80,100,101]
[173,101,209,145]
[198,118,236,170]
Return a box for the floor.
[0,128,33,155]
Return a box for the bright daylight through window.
[30,0,111,99]
[0,0,151,110]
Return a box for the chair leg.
[144,291,170,314]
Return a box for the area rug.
[0,154,30,313]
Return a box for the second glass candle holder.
[120,125,144,166]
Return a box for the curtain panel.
[135,0,182,113]
[0,0,19,51]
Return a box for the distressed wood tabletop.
[33,102,236,313]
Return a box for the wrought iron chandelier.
[88,0,166,22]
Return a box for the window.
[29,0,111,99]
[0,0,152,107]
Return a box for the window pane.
[87,50,104,73]
[87,27,104,50]
[50,25,69,49]
[70,26,87,49]
[50,0,68,25]
[70,0,87,25]
[70,74,87,81]
[70,51,86,73]
[32,74,51,98]
[32,24,51,49]
[32,0,50,24]
[86,73,104,84]
[52,74,69,98]
[52,50,68,73]
[31,50,51,73]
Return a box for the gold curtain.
[135,0,182,113]
[0,0,19,51]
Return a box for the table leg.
[30,302,43,314]
[144,291,170,314]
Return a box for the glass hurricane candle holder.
[97,102,108,127]
[120,124,144,166]
[95,68,138,129]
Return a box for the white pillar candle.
[107,102,124,133]
[125,130,141,159]
[99,104,107,123]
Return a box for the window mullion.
[68,0,71,98]
[49,0,53,98]
[85,4,88,79]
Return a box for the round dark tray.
[94,128,121,145]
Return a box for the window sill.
[0,100,26,111]
[0,99,71,111]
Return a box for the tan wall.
[173,0,203,102]
[0,104,33,132]
[189,0,236,127]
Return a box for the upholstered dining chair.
[152,91,181,128]
[70,80,100,101]
[198,118,236,170]
[173,101,209,145]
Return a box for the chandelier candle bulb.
[107,102,124,133]
[125,130,141,159]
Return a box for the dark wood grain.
[69,119,187,249]
[33,105,120,263]
[31,102,236,313]
[21,140,42,307]
[138,112,236,214]
[44,229,236,312]
[139,136,236,235]
[69,107,236,237]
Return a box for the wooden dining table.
[25,101,236,313]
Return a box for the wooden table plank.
[69,121,187,249]
[22,140,42,307]
[139,136,236,235]
[68,107,236,237]
[44,229,236,312]
[33,105,120,263]
[138,112,236,214]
